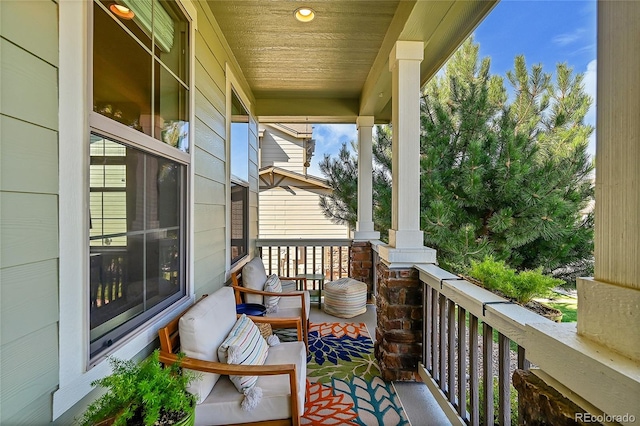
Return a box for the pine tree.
[320,37,594,280]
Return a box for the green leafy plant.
[469,257,562,304]
[80,350,196,426]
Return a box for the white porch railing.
[256,238,352,293]
[417,264,545,426]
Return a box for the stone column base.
[513,369,606,426]
[374,262,422,381]
[350,241,373,299]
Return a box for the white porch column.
[354,116,380,240]
[379,40,435,265]
[577,1,640,362]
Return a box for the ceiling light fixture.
[109,4,135,20]
[294,7,315,22]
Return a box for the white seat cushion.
[194,341,307,426]
[179,287,237,403]
[242,257,268,304]
[268,291,310,321]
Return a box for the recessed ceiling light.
[294,7,315,22]
[110,4,135,20]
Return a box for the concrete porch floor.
[309,303,450,425]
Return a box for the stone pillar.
[577,0,640,362]
[388,41,424,249]
[354,116,380,240]
[513,370,605,426]
[350,241,374,300]
[375,262,422,381]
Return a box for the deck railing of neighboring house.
[416,264,543,426]
[256,238,352,293]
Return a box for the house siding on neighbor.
[1,0,261,423]
[260,184,350,239]
[258,124,349,240]
[260,125,307,174]
[0,1,60,424]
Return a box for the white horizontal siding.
[259,187,349,239]
[261,127,305,173]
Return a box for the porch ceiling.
[206,0,497,123]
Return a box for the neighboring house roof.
[259,166,331,190]
[259,123,313,140]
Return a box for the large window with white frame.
[230,90,250,265]
[90,0,190,361]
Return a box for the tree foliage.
[320,37,594,279]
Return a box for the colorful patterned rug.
[302,322,411,425]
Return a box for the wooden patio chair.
[158,287,306,426]
[231,257,310,349]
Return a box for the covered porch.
[1,0,637,424]
[234,0,640,423]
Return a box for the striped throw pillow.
[217,314,269,394]
[263,274,282,313]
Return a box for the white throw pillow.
[217,314,269,410]
[263,274,282,313]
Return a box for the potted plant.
[80,350,197,426]
[467,257,564,322]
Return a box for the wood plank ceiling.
[205,0,497,122]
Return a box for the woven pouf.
[323,278,367,318]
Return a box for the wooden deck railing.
[417,264,544,426]
[256,238,352,292]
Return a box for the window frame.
[229,90,251,266]
[54,0,197,419]
[225,66,255,271]
[87,130,188,360]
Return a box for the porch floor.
[309,303,450,425]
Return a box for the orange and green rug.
[302,322,411,425]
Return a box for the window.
[94,0,190,151]
[90,0,190,360]
[230,91,249,264]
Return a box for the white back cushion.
[242,257,268,304]
[179,287,237,403]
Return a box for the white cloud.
[312,124,357,150]
[553,28,586,47]
[583,59,597,159]
[307,124,357,177]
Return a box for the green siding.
[0,325,59,422]
[194,175,225,205]
[194,253,226,298]
[0,116,58,194]
[0,192,59,268]
[0,0,261,421]
[0,0,59,66]
[1,260,59,345]
[0,39,58,130]
[192,0,260,296]
[194,204,225,233]
[195,117,226,161]
[0,1,60,423]
[5,389,56,426]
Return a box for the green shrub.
[469,257,562,304]
[80,350,197,426]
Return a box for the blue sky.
[308,0,597,176]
